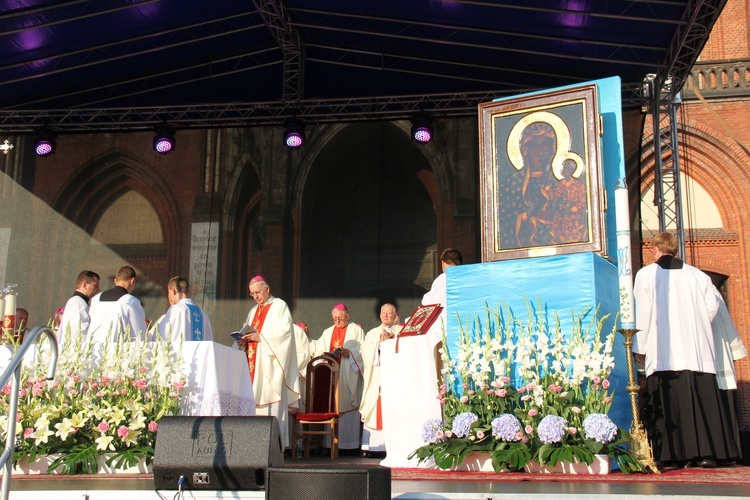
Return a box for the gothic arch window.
[299,121,437,301]
[92,190,163,245]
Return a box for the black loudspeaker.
[153,416,284,491]
[265,465,391,500]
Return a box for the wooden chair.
[290,353,340,460]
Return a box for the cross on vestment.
[0,140,13,154]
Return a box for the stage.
[5,455,750,499]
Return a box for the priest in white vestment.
[239,276,300,448]
[421,248,462,343]
[58,270,101,347]
[88,265,147,343]
[155,276,213,342]
[314,303,365,451]
[633,232,736,469]
[361,303,402,455]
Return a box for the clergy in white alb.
[633,232,737,467]
[240,276,300,448]
[361,303,402,453]
[156,276,213,342]
[88,266,147,343]
[58,270,101,347]
[420,248,462,344]
[313,303,365,450]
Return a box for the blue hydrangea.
[582,413,618,443]
[491,414,522,442]
[451,412,479,438]
[421,418,444,443]
[537,415,567,444]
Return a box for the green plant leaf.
[47,443,98,475]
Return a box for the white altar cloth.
[179,341,255,416]
[379,333,442,468]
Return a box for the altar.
[178,341,256,416]
[379,334,442,468]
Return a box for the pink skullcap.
[333,302,348,312]
[296,322,308,329]
[250,275,267,283]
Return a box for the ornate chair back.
[290,353,340,459]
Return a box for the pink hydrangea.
[148,421,158,433]
[97,421,110,433]
[117,426,129,438]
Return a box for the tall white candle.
[3,292,15,338]
[615,180,635,328]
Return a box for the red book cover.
[399,304,443,337]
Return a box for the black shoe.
[696,458,717,469]
[717,459,736,467]
[656,461,680,471]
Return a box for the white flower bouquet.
[409,299,643,473]
[0,332,185,474]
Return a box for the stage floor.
[6,455,750,499]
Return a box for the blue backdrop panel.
[445,252,630,430]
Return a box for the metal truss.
[659,0,728,100]
[643,74,686,258]
[253,0,305,102]
[0,86,654,134]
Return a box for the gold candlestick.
[618,327,660,474]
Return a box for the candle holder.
[618,327,660,474]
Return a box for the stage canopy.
[0,0,726,133]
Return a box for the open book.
[230,325,257,343]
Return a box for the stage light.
[411,115,433,144]
[283,123,305,148]
[153,124,176,155]
[34,129,57,157]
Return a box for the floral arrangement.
[0,331,185,474]
[409,300,643,473]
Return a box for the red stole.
[329,325,347,352]
[246,303,271,382]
